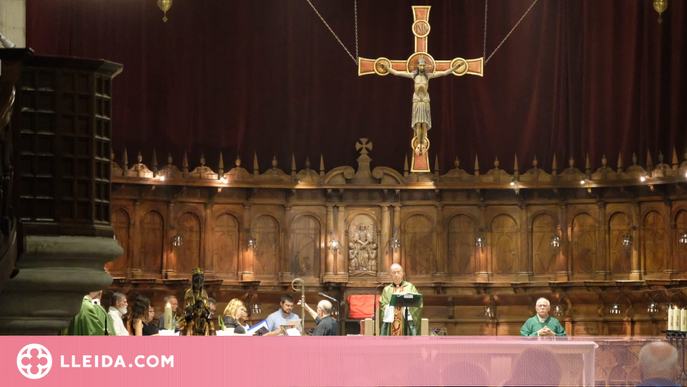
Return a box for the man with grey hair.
[302,298,338,336]
[108,292,129,336]
[636,342,679,386]
[520,297,567,336]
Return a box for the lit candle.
[681,309,687,332]
[164,302,173,330]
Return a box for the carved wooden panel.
[253,215,279,275]
[404,214,435,275]
[290,216,321,278]
[572,213,596,275]
[447,215,476,276]
[491,215,518,274]
[347,215,377,276]
[532,214,557,275]
[106,209,130,276]
[676,210,687,272]
[140,210,164,274]
[175,212,201,275]
[643,211,666,273]
[213,213,239,278]
[609,213,632,274]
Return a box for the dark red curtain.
[26,0,687,173]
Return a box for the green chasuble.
[379,281,422,336]
[64,297,115,335]
[520,315,567,336]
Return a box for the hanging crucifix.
[358,6,483,173]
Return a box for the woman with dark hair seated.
[143,305,160,336]
[127,296,158,336]
[222,298,250,334]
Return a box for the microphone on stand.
[318,292,338,303]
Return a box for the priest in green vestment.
[520,297,567,336]
[64,291,114,335]
[379,264,422,336]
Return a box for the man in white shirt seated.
[108,292,129,336]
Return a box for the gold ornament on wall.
[653,0,668,24]
[157,0,173,23]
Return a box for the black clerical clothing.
[313,316,338,336]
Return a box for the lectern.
[390,293,423,336]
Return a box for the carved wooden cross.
[358,5,483,173]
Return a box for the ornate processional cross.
[358,6,483,173]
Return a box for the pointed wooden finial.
[454,156,460,169]
[200,153,206,167]
[585,153,591,172]
[568,156,574,168]
[235,154,241,168]
[658,150,664,164]
[494,156,500,169]
[474,154,480,176]
[123,148,129,170]
[617,152,623,171]
[305,156,311,170]
[552,153,558,173]
[532,155,538,168]
[152,149,158,174]
[646,149,653,168]
[632,152,638,166]
[320,154,325,176]
[672,147,679,170]
[218,152,225,176]
[513,154,519,173]
[404,154,409,176]
[167,152,173,166]
[182,151,189,174]
[272,156,278,169]
[291,154,297,174]
[601,154,607,167]
[253,152,259,173]
[137,151,143,164]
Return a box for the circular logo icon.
[17,344,52,380]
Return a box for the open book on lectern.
[389,292,423,307]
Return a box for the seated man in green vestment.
[64,291,114,335]
[379,264,422,336]
[520,297,567,336]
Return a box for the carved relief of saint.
[348,220,378,276]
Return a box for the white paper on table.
[383,305,413,322]
[285,328,301,336]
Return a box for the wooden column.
[434,204,447,280]
[380,204,390,279]
[475,204,489,282]
[557,204,570,281]
[240,204,254,281]
[596,201,609,280]
[324,204,335,280]
[336,204,347,276]
[203,202,213,277]
[393,205,401,266]
[163,201,175,279]
[630,204,642,280]
[130,200,142,278]
[517,203,531,281]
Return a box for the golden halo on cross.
[407,52,436,73]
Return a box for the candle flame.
[166,302,171,307]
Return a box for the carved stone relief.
[572,213,596,275]
[610,213,632,274]
[140,210,164,274]
[348,216,378,276]
[448,215,476,276]
[253,215,279,275]
[290,216,321,278]
[213,214,239,277]
[643,211,666,273]
[492,215,518,274]
[532,214,557,275]
[404,215,434,275]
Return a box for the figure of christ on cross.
[380,59,464,156]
